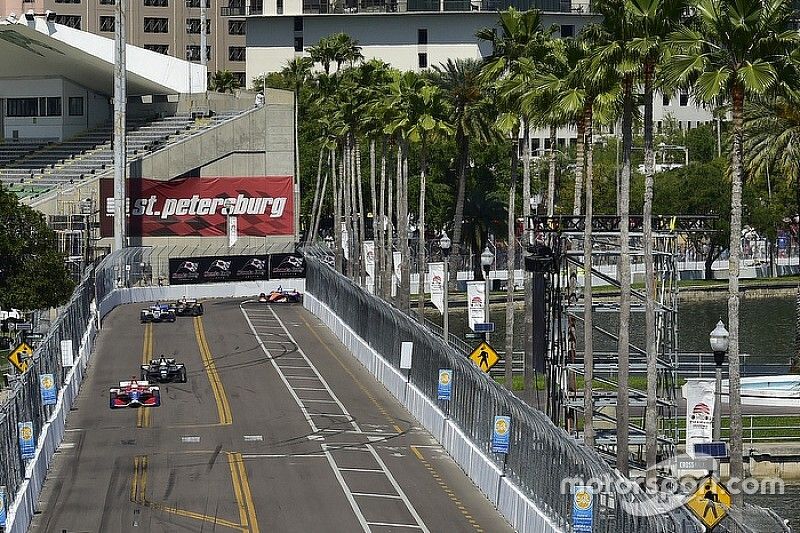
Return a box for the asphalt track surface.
[29,298,515,533]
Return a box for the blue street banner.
[491,415,511,454]
[40,373,57,405]
[572,486,595,532]
[18,421,35,460]
[0,485,6,528]
[437,369,452,401]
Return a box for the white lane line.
[59,442,76,449]
[337,467,384,473]
[277,366,315,370]
[301,399,338,403]
[243,435,263,442]
[284,376,321,380]
[293,387,327,391]
[181,436,201,443]
[309,413,351,417]
[352,492,403,500]
[366,522,423,530]
[65,428,83,432]
[240,453,326,458]
[323,447,370,531]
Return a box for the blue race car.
[140,303,177,323]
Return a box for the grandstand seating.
[0,110,248,198]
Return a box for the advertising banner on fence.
[429,263,444,314]
[270,254,306,279]
[169,255,268,285]
[18,421,35,460]
[392,251,402,298]
[437,369,452,401]
[60,339,74,367]
[683,379,716,457]
[100,176,294,238]
[363,241,375,282]
[40,373,57,405]
[572,486,595,533]
[491,415,511,454]
[466,281,486,332]
[0,485,6,527]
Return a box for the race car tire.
[197,304,204,316]
[179,367,187,383]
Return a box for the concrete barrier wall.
[303,292,563,533]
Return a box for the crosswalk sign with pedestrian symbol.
[685,475,731,529]
[7,342,32,373]
[469,341,499,372]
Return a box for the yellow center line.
[194,316,233,425]
[131,456,141,503]
[151,503,247,531]
[138,323,153,428]
[235,453,260,533]
[228,452,249,529]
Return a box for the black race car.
[140,356,187,383]
[173,298,204,317]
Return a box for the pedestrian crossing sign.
[469,341,499,373]
[685,475,730,529]
[7,342,32,373]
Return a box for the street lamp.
[440,232,452,343]
[710,320,730,442]
[480,246,494,341]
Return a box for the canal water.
[432,292,798,523]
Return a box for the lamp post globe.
[709,319,729,443]
[480,246,494,341]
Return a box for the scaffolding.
[529,215,716,472]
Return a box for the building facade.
[0,0,249,86]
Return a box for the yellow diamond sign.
[685,475,730,530]
[7,342,32,373]
[469,341,499,373]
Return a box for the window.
[662,94,670,106]
[186,18,211,33]
[7,98,38,117]
[55,0,81,4]
[417,28,427,45]
[53,15,81,28]
[418,52,427,68]
[186,45,211,61]
[99,16,114,32]
[687,121,692,130]
[277,0,283,13]
[7,97,61,117]
[657,120,662,132]
[99,0,115,4]
[144,17,168,32]
[679,92,689,106]
[232,72,246,87]
[144,0,168,5]
[228,20,245,35]
[68,97,84,116]
[294,36,303,52]
[144,44,169,54]
[560,24,574,37]
[293,16,303,31]
[185,0,209,6]
[229,46,245,61]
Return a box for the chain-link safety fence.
[304,248,790,533]
[0,265,95,510]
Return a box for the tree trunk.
[333,149,343,273]
[506,133,519,391]
[547,125,557,216]
[417,143,428,319]
[398,141,410,312]
[452,130,469,292]
[583,105,595,447]
[384,140,394,300]
[617,74,634,477]
[522,120,534,397]
[642,60,658,487]
[313,172,328,248]
[308,147,325,245]
[356,138,367,287]
[344,140,354,279]
[371,138,380,294]
[573,118,585,216]
[729,83,745,506]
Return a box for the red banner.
[100,176,294,237]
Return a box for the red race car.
[109,380,161,409]
[259,286,302,304]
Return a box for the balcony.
[301,0,572,13]
[220,5,247,15]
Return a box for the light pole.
[440,231,451,343]
[710,320,730,442]
[481,246,494,342]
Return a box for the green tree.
[0,185,74,310]
[210,70,239,93]
[663,0,800,496]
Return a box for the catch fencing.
[304,249,790,533]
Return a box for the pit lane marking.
[194,316,233,425]
[228,452,260,533]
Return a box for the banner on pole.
[227,215,238,247]
[466,281,486,332]
[429,262,444,314]
[40,373,57,405]
[364,241,375,281]
[392,251,402,297]
[683,379,716,457]
[18,421,35,460]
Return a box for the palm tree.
[587,0,637,476]
[664,0,800,503]
[627,0,687,483]
[744,91,800,273]
[210,70,239,93]
[431,59,495,290]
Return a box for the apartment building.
[0,0,252,86]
